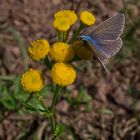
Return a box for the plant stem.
[69,23,85,43]
[0,75,15,81]
[44,57,52,70]
[63,31,67,42]
[58,31,68,42]
[51,85,61,114]
[49,85,62,139]
[58,31,63,42]
[25,92,34,104]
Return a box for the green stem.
[51,85,61,114]
[69,23,85,43]
[39,97,50,114]
[58,31,68,42]
[38,85,62,139]
[44,57,52,70]
[19,92,33,109]
[58,31,63,42]
[49,85,62,139]
[25,92,34,104]
[63,32,67,42]
[0,75,15,81]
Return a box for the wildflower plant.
[20,10,96,139]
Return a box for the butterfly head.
[79,35,91,42]
[79,35,86,41]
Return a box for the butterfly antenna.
[98,58,109,73]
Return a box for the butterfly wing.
[89,14,125,60]
[86,14,125,71]
[90,14,125,40]
[94,38,122,61]
[86,38,122,72]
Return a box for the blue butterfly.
[80,14,125,72]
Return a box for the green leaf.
[0,98,16,110]
[25,94,50,115]
[13,76,29,102]
[29,95,45,110]
[67,86,93,112]
[0,86,16,110]
[0,81,16,110]
[54,124,63,137]
[25,104,49,115]
[86,101,93,112]
[37,86,49,96]
[25,104,37,112]
[97,108,114,116]
[13,76,21,95]
[9,27,29,70]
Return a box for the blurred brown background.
[0,0,140,140]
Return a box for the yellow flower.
[49,42,75,62]
[53,16,70,32]
[28,39,50,61]
[72,40,93,60]
[51,62,76,86]
[80,11,96,26]
[21,69,45,93]
[55,10,77,26]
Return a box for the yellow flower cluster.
[21,10,97,92]
[49,42,75,62]
[21,69,44,93]
[55,10,77,26]
[53,17,70,32]
[28,39,50,61]
[80,11,96,26]
[49,42,76,85]
[53,10,77,31]
[51,62,76,86]
[53,10,95,31]
[72,41,93,60]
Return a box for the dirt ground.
[0,0,140,140]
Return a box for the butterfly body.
[79,14,125,72]
[81,35,104,57]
